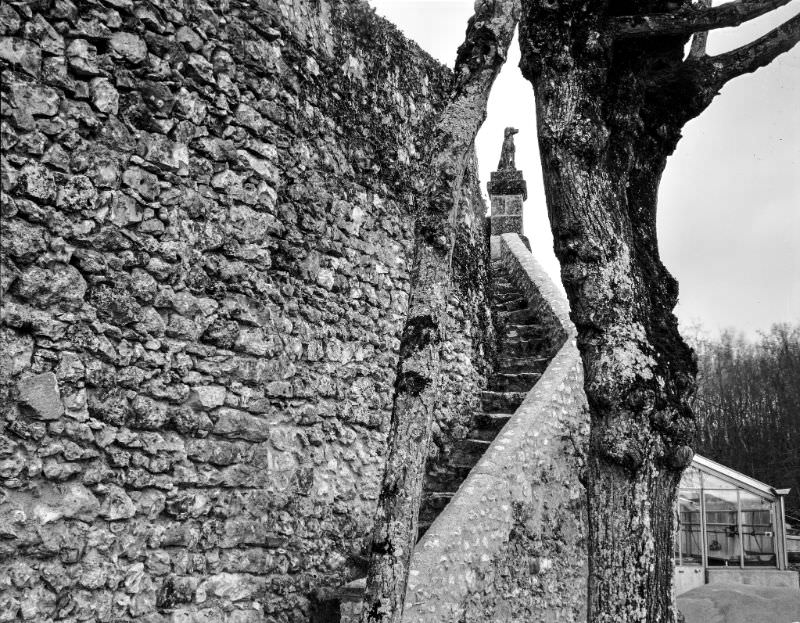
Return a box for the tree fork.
[359,2,521,622]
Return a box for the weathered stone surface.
[90,77,119,114]
[0,37,41,76]
[17,372,63,420]
[15,263,87,308]
[66,39,100,75]
[2,219,48,261]
[122,166,159,201]
[32,482,100,523]
[8,81,60,116]
[110,31,147,64]
[0,2,493,621]
[98,484,136,520]
[56,174,97,211]
[18,162,55,201]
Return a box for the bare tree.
[692,324,800,519]
[359,2,520,621]
[517,0,800,620]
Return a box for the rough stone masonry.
[0,1,494,621]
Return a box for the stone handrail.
[401,233,589,622]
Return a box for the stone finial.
[497,126,519,170]
[488,128,527,237]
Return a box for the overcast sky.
[370,0,800,339]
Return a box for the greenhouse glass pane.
[704,489,740,566]
[701,473,736,490]
[677,489,702,565]
[740,491,776,567]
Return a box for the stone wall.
[0,1,492,621]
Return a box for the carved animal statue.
[498,127,519,170]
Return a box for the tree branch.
[613,0,792,38]
[688,0,713,58]
[695,10,800,87]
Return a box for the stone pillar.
[488,127,527,237]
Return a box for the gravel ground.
[678,582,800,623]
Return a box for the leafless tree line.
[689,323,800,521]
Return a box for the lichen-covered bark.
[360,2,521,622]
[518,0,799,620]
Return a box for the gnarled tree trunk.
[360,2,521,622]
[518,0,800,620]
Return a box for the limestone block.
[8,80,60,116]
[15,263,87,309]
[19,162,55,201]
[32,482,100,523]
[56,351,85,382]
[109,192,143,226]
[90,77,119,114]
[17,372,63,420]
[213,409,271,442]
[98,484,136,520]
[145,134,189,172]
[2,219,47,261]
[110,31,147,63]
[0,4,20,35]
[56,175,97,211]
[174,87,207,124]
[210,169,243,194]
[0,329,33,377]
[176,26,202,51]
[122,167,160,201]
[2,302,67,339]
[66,39,101,75]
[0,37,41,76]
[18,585,56,620]
[188,385,226,409]
[186,53,214,83]
[23,14,63,55]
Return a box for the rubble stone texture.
[0,1,493,621]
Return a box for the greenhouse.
[674,454,797,594]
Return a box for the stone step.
[471,412,513,440]
[498,308,537,324]
[423,464,474,492]
[480,390,527,413]
[496,355,549,374]
[450,438,492,466]
[492,290,526,304]
[418,491,455,527]
[502,332,549,344]
[492,276,517,286]
[492,297,528,312]
[499,336,551,358]
[338,579,366,623]
[489,371,540,392]
[417,520,433,542]
[492,283,517,291]
[418,491,455,540]
[503,323,549,340]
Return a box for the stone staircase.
[334,259,558,621]
[415,261,551,540]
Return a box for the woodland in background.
[690,323,800,524]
